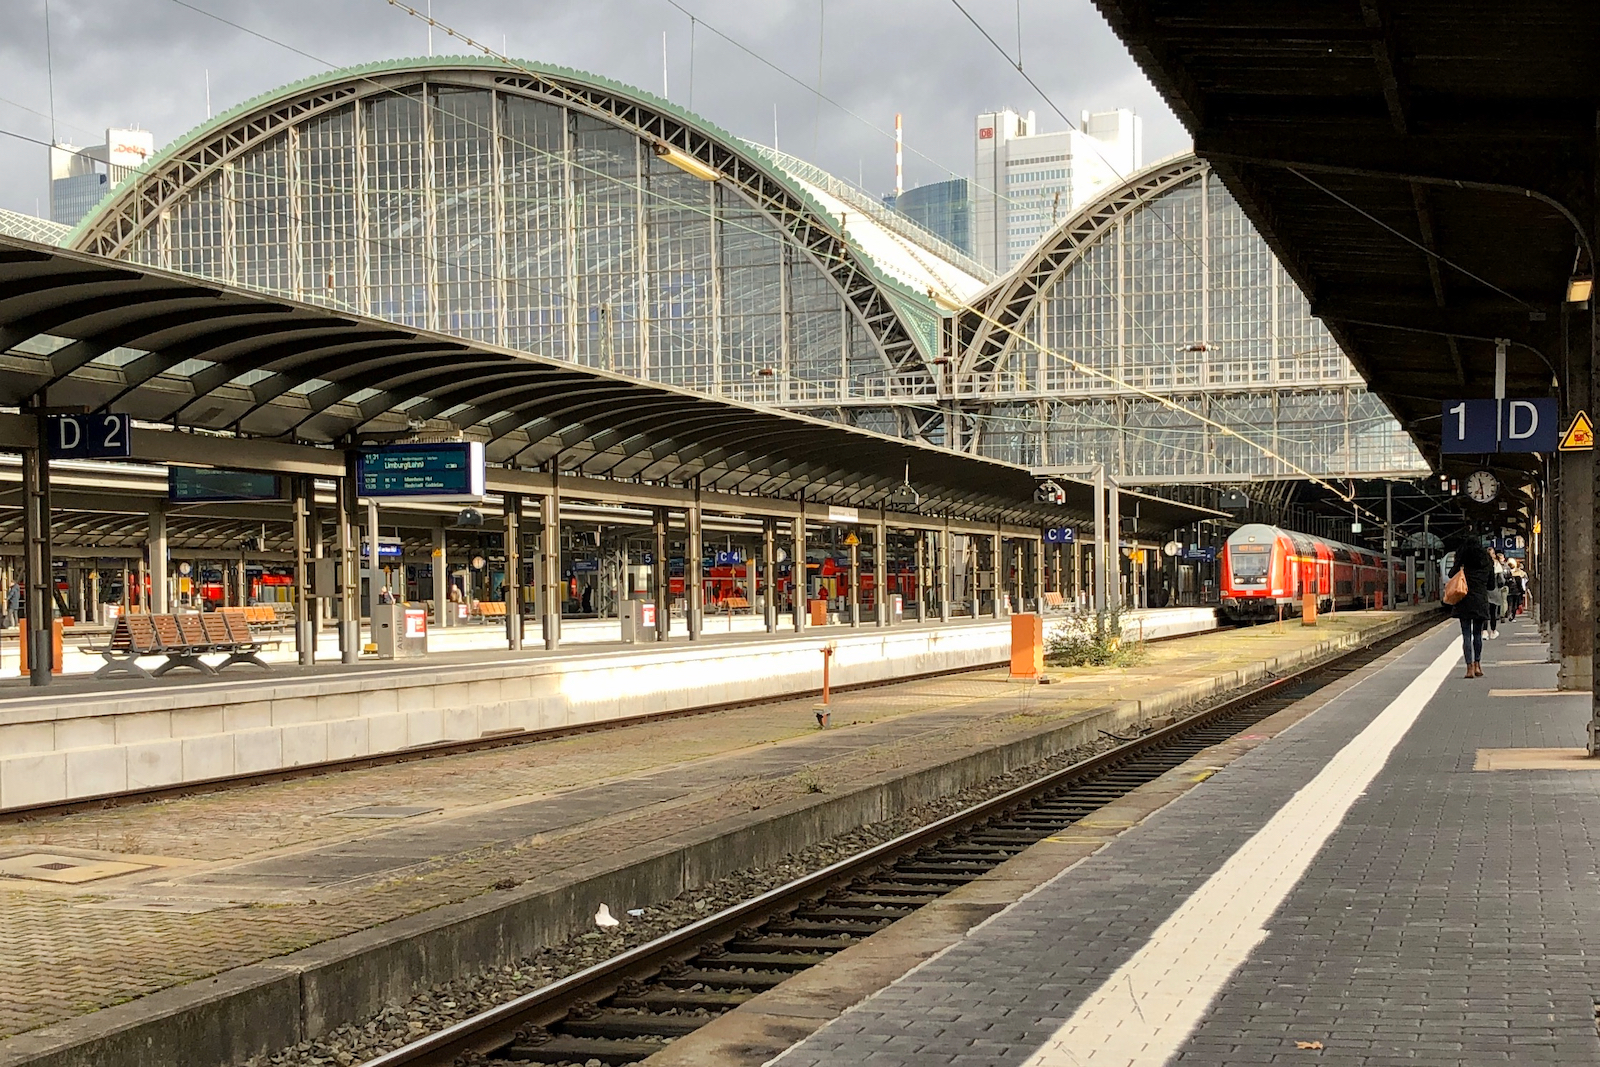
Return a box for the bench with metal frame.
[79,611,278,679]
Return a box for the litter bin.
[373,604,428,659]
[890,593,904,625]
[621,599,657,643]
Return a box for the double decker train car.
[1220,522,1401,622]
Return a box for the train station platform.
[0,607,1418,1067]
[768,611,1595,1067]
[0,607,1220,812]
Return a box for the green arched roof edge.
[65,54,946,340]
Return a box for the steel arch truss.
[69,58,930,383]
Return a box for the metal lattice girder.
[958,157,1209,377]
[69,57,936,386]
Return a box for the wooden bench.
[1043,591,1066,611]
[79,614,165,679]
[719,596,751,612]
[477,601,507,622]
[79,611,278,678]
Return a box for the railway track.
[359,611,1440,1067]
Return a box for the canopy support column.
[792,504,807,634]
[653,507,669,642]
[541,483,560,651]
[687,483,703,641]
[293,475,313,665]
[874,515,887,625]
[22,401,51,686]
[762,518,777,632]
[504,492,523,651]
[338,456,359,664]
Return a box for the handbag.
[1443,569,1468,606]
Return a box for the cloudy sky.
[0,0,1188,217]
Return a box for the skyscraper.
[893,178,971,255]
[49,128,154,227]
[971,108,1142,272]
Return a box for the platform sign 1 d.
[1440,398,1558,453]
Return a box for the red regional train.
[1220,523,1402,621]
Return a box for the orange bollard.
[1302,594,1317,627]
[1010,612,1043,678]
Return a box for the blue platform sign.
[48,412,130,459]
[1441,398,1559,453]
[1500,398,1559,452]
[1440,400,1498,453]
[1044,527,1076,544]
[357,442,485,500]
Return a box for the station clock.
[1465,469,1499,504]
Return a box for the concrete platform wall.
[0,622,1013,810]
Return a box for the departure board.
[168,467,282,502]
[357,442,486,500]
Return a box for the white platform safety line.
[1022,638,1460,1067]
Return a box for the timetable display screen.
[357,442,486,500]
[168,467,283,502]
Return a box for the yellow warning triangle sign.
[1559,410,1594,451]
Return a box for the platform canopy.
[1091,1,1599,502]
[0,235,1216,533]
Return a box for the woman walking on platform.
[1448,536,1493,679]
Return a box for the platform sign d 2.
[47,412,131,459]
[1440,398,1558,454]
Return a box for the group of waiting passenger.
[1447,537,1528,679]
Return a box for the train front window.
[1231,546,1270,584]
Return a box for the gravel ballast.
[239,725,1141,1067]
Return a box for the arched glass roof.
[67,57,948,409]
[952,155,1429,481]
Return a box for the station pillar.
[292,475,313,665]
[504,493,523,651]
[541,484,560,651]
[873,517,887,625]
[991,532,1004,618]
[762,518,777,632]
[1561,334,1592,691]
[792,507,807,634]
[21,405,52,686]
[148,501,168,615]
[431,521,448,630]
[847,533,861,628]
[921,531,934,620]
[686,484,703,641]
[938,525,951,622]
[1033,536,1046,613]
[338,457,359,664]
[653,507,669,641]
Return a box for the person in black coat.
[1448,536,1494,678]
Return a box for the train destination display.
[168,467,283,502]
[357,442,486,501]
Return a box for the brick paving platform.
[774,611,1600,1067]
[0,608,1417,1058]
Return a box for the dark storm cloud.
[0,0,1187,216]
